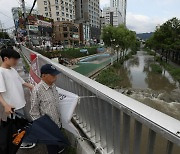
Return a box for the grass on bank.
[150,64,162,74]
[160,61,180,82]
[144,47,156,56]
[145,48,180,82]
[96,50,136,88]
[96,68,122,88]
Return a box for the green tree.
[146,18,180,64]
[102,25,137,62]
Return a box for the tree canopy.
[102,25,138,61]
[146,17,180,63]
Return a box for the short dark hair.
[0,48,20,61]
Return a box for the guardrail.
[20,46,180,154]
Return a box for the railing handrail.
[21,45,180,146]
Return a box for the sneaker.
[58,148,65,153]
[20,143,36,149]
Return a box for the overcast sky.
[0,0,180,33]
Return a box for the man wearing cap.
[30,64,63,154]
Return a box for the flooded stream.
[118,50,179,90]
[116,50,180,120]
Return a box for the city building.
[75,0,101,43]
[53,21,81,46]
[110,0,127,25]
[12,7,53,45]
[102,0,127,26]
[102,7,111,26]
[36,0,75,22]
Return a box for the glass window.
[61,6,64,10]
[57,17,60,21]
[45,12,48,16]
[66,13,69,17]
[64,33,68,38]
[62,18,65,21]
[55,0,58,4]
[66,8,68,12]
[44,7,48,11]
[56,6,59,10]
[63,27,67,31]
[44,1,47,5]
[62,12,65,16]
[56,12,60,16]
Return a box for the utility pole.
[21,0,30,46]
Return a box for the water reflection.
[119,51,178,91]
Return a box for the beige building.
[37,0,75,22]
[75,0,100,28]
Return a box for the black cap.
[41,64,60,75]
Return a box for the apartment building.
[37,0,75,22]
[102,0,127,26]
[75,0,101,43]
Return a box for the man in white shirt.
[0,48,35,148]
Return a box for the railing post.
[146,129,156,154]
[105,102,113,153]
[166,141,174,154]
[133,120,142,154]
[122,113,131,154]
[113,107,121,154]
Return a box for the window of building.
[56,12,60,16]
[66,13,69,17]
[62,18,65,21]
[57,17,60,21]
[56,6,59,10]
[64,33,68,38]
[62,12,65,16]
[45,12,48,16]
[44,1,47,5]
[65,2,68,6]
[63,27,67,31]
[61,6,64,10]
[70,15,72,19]
[55,0,58,4]
[70,9,72,13]
[66,8,68,12]
[44,7,48,11]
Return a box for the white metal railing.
[20,46,180,154]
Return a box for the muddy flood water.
[115,51,180,154]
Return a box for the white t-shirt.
[0,67,26,110]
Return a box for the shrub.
[96,68,122,88]
[150,64,162,74]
